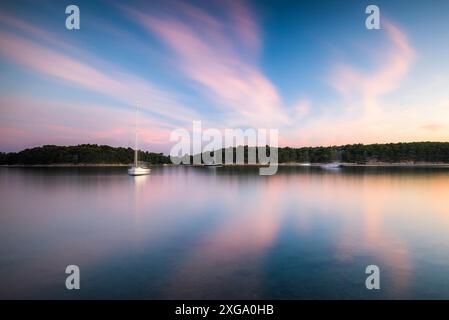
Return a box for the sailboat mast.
[134,103,138,167]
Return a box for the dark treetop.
[1,142,449,165]
[0,144,170,165]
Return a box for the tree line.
[277,142,449,163]
[0,144,170,165]
[1,142,449,165]
[187,142,449,164]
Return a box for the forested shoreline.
[1,142,449,165]
[276,142,449,164]
[0,144,170,165]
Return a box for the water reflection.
[1,166,449,299]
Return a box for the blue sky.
[1,0,449,152]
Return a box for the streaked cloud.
[330,21,416,118]
[126,1,290,128]
[0,30,198,123]
[1,1,448,151]
[421,123,446,132]
[0,96,173,151]
[283,21,423,146]
[0,12,205,151]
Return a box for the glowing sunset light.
[1,0,449,153]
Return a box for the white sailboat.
[128,104,151,176]
[204,158,223,168]
[204,163,223,168]
[320,162,341,170]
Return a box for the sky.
[1,0,449,153]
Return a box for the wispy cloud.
[421,123,446,132]
[0,12,206,150]
[284,21,420,146]
[0,31,198,123]
[330,21,416,118]
[126,1,290,128]
[0,96,173,151]
[1,2,447,151]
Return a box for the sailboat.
[204,162,223,168]
[128,104,151,176]
[204,157,223,168]
[320,162,341,170]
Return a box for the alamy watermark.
[169,121,279,175]
[365,4,381,30]
[65,264,80,290]
[65,5,80,30]
[365,265,380,290]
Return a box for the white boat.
[321,162,341,169]
[128,166,151,176]
[128,103,151,176]
[204,162,223,168]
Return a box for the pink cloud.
[127,2,290,128]
[0,13,209,151]
[225,0,261,52]
[0,96,172,152]
[279,21,421,147]
[421,123,445,132]
[0,12,78,54]
[2,8,445,151]
[0,18,199,125]
[292,100,311,119]
[330,21,416,116]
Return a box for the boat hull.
[128,167,151,176]
[320,163,341,170]
[204,164,223,168]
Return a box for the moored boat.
[128,103,151,176]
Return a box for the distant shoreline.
[3,142,449,167]
[283,162,449,168]
[2,162,449,168]
[0,163,172,168]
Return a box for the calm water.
[1,166,449,299]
